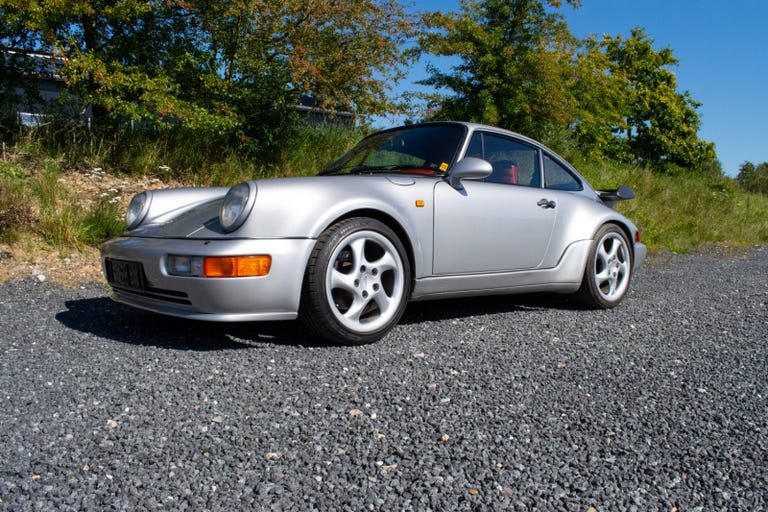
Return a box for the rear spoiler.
[597,185,635,209]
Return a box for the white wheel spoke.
[617,260,629,279]
[348,238,368,267]
[341,295,369,323]
[595,268,612,287]
[597,243,612,266]
[375,250,399,273]
[329,268,357,293]
[371,287,395,315]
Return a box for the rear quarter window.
[543,154,582,191]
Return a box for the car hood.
[126,175,437,240]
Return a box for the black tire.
[299,217,411,345]
[576,224,633,309]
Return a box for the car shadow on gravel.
[57,292,583,349]
[56,296,330,350]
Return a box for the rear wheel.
[576,224,632,308]
[299,218,410,345]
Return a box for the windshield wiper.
[349,165,395,174]
[319,163,378,175]
[350,164,438,174]
[321,164,438,175]
[320,164,394,175]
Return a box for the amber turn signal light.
[203,255,272,277]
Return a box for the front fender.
[237,176,435,277]
[238,176,429,236]
[120,176,438,278]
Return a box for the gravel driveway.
[1,247,766,511]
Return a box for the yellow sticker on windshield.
[439,162,449,172]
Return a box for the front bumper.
[101,236,316,321]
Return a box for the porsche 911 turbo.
[101,122,646,344]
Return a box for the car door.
[432,131,558,274]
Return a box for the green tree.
[737,161,768,194]
[579,28,715,171]
[190,0,412,114]
[0,0,236,131]
[416,0,580,143]
[571,35,632,161]
[187,0,413,156]
[1,0,413,146]
[416,3,715,172]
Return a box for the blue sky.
[389,0,767,176]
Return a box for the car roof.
[390,121,551,154]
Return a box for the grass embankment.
[578,160,768,252]
[1,125,766,261]
[0,124,359,252]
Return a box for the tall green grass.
[276,124,362,177]
[578,160,768,251]
[25,122,363,184]
[0,122,363,251]
[0,174,33,244]
[0,156,125,249]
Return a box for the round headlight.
[125,191,152,230]
[220,182,257,232]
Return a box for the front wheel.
[299,218,410,345]
[576,224,633,309]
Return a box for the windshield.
[322,124,466,176]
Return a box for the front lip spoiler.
[109,288,299,322]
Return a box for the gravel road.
[1,248,766,511]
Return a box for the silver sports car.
[101,122,647,344]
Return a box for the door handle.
[537,198,556,209]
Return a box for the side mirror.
[446,157,493,189]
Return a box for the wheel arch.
[596,220,638,267]
[312,208,417,296]
[575,220,635,309]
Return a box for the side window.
[543,154,582,191]
[467,132,540,187]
